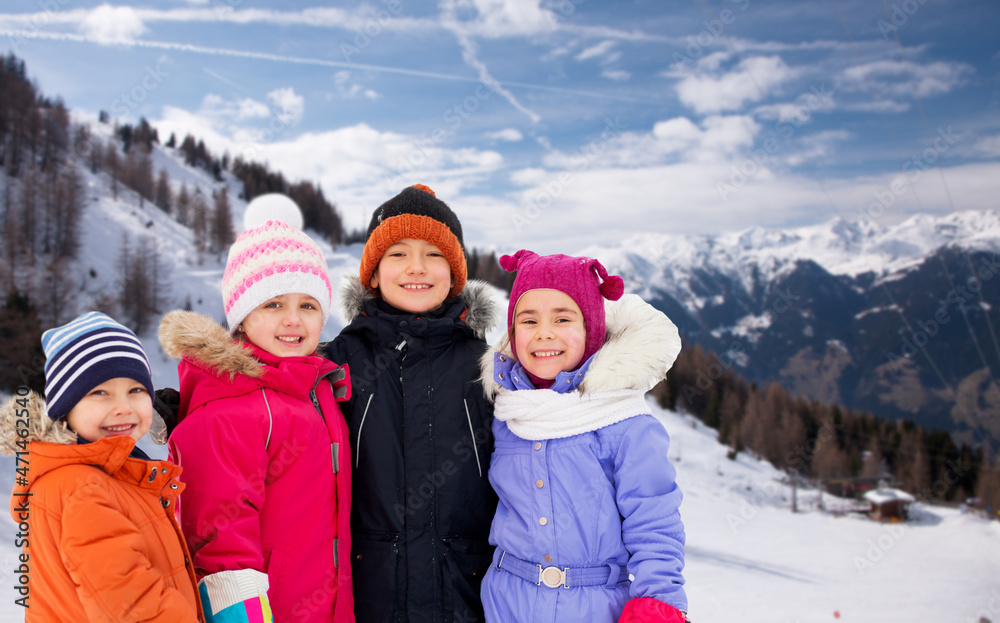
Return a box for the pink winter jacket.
[160,310,354,622]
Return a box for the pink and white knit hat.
[222,194,332,333]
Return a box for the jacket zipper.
[355,393,374,468]
[464,399,482,478]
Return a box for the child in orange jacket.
[0,312,203,622]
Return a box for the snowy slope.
[0,401,998,622]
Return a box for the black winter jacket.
[320,277,500,623]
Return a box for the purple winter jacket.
[479,294,687,622]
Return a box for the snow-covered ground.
[0,401,997,622]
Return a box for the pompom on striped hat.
[41,312,154,421]
[222,193,332,333]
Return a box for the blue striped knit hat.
[41,312,153,421]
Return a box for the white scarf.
[493,387,650,441]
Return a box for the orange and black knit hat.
[360,184,467,298]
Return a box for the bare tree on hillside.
[125,148,154,208]
[190,188,209,256]
[211,187,234,254]
[36,255,76,327]
[175,182,191,226]
[18,166,40,263]
[105,142,120,200]
[154,167,172,214]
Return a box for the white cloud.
[576,40,616,62]
[150,108,507,231]
[442,0,557,37]
[78,4,146,45]
[653,117,702,147]
[199,94,270,121]
[601,69,630,81]
[488,129,524,142]
[267,87,304,125]
[838,60,971,100]
[972,135,1000,158]
[332,71,381,100]
[675,56,796,115]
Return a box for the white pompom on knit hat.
[222,193,332,333]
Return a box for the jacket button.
[161,499,170,508]
[170,483,179,489]
[499,373,505,380]
[534,442,541,451]
[536,480,543,488]
[148,467,158,482]
[499,355,506,362]
[544,554,552,562]
[539,517,547,526]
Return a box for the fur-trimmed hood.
[159,309,343,423]
[480,293,682,399]
[159,310,264,380]
[339,275,499,340]
[0,391,76,452]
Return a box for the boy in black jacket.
[320,184,499,623]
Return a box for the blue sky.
[2,0,999,253]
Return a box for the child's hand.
[619,597,688,623]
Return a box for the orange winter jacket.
[1,391,203,622]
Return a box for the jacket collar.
[158,310,339,420]
[0,392,185,512]
[338,275,498,341]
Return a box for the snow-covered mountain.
[582,211,1000,447]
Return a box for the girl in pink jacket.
[160,195,353,623]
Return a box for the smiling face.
[240,293,323,357]
[512,289,588,381]
[66,377,153,443]
[370,238,453,313]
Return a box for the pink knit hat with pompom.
[222,194,332,333]
[500,250,624,364]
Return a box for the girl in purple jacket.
[480,250,688,623]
